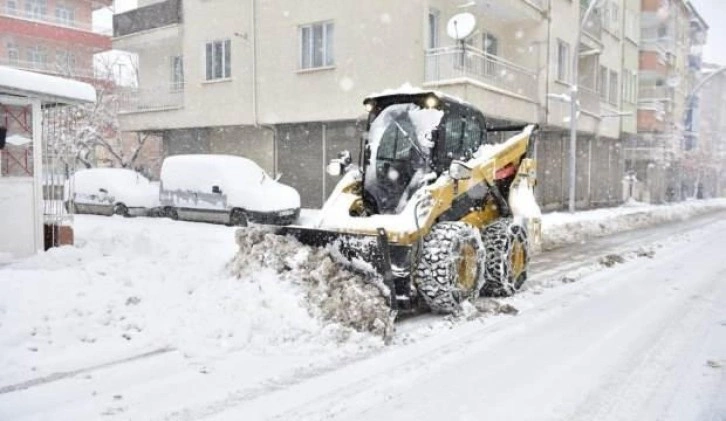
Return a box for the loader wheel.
[480,219,529,297]
[414,222,485,314]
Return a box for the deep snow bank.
[230,227,393,339]
[0,217,383,385]
[541,199,726,250]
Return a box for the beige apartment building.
[626,0,707,203]
[113,0,649,209]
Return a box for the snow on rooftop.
[0,66,96,104]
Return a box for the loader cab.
[361,92,490,214]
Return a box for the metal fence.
[118,84,185,113]
[425,46,539,101]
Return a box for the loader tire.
[480,218,529,297]
[414,222,485,314]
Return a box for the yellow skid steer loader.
[277,90,541,314]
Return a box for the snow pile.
[541,198,726,250]
[230,227,394,339]
[0,216,382,385]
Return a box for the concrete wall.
[162,125,275,175]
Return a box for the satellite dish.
[446,13,476,40]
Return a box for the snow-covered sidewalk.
[541,198,726,249]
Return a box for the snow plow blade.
[277,225,412,311]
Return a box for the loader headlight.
[364,102,374,113]
[424,95,439,109]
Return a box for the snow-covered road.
[1,205,726,420]
[241,219,726,421]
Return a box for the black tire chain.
[414,222,485,314]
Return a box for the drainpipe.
[251,0,278,176]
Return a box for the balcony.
[639,86,675,102]
[113,0,182,38]
[578,86,600,115]
[468,0,547,22]
[424,47,538,101]
[1,7,93,32]
[0,58,97,80]
[118,84,184,114]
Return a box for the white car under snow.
[67,168,160,217]
[159,154,301,226]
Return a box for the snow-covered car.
[67,168,160,217]
[159,154,300,226]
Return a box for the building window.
[623,71,630,103]
[7,43,19,64]
[205,40,231,80]
[27,46,47,69]
[599,65,608,100]
[5,0,18,15]
[55,50,75,73]
[482,32,499,76]
[609,70,618,105]
[556,39,569,82]
[170,55,184,91]
[483,33,498,56]
[299,21,334,69]
[428,9,439,50]
[25,0,47,19]
[55,5,75,26]
[610,2,619,31]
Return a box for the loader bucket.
[277,226,384,273]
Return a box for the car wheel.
[230,209,248,227]
[166,207,179,220]
[114,203,130,217]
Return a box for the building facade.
[694,62,726,198]
[113,0,709,209]
[627,0,708,203]
[0,0,111,79]
[0,0,113,176]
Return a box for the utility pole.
[568,0,603,213]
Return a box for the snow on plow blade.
[276,225,412,310]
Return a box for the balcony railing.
[114,0,182,37]
[0,58,97,80]
[578,86,600,115]
[639,86,675,102]
[118,83,185,113]
[2,7,94,31]
[425,47,538,101]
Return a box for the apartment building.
[0,0,111,79]
[627,0,708,203]
[113,0,645,209]
[694,62,726,198]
